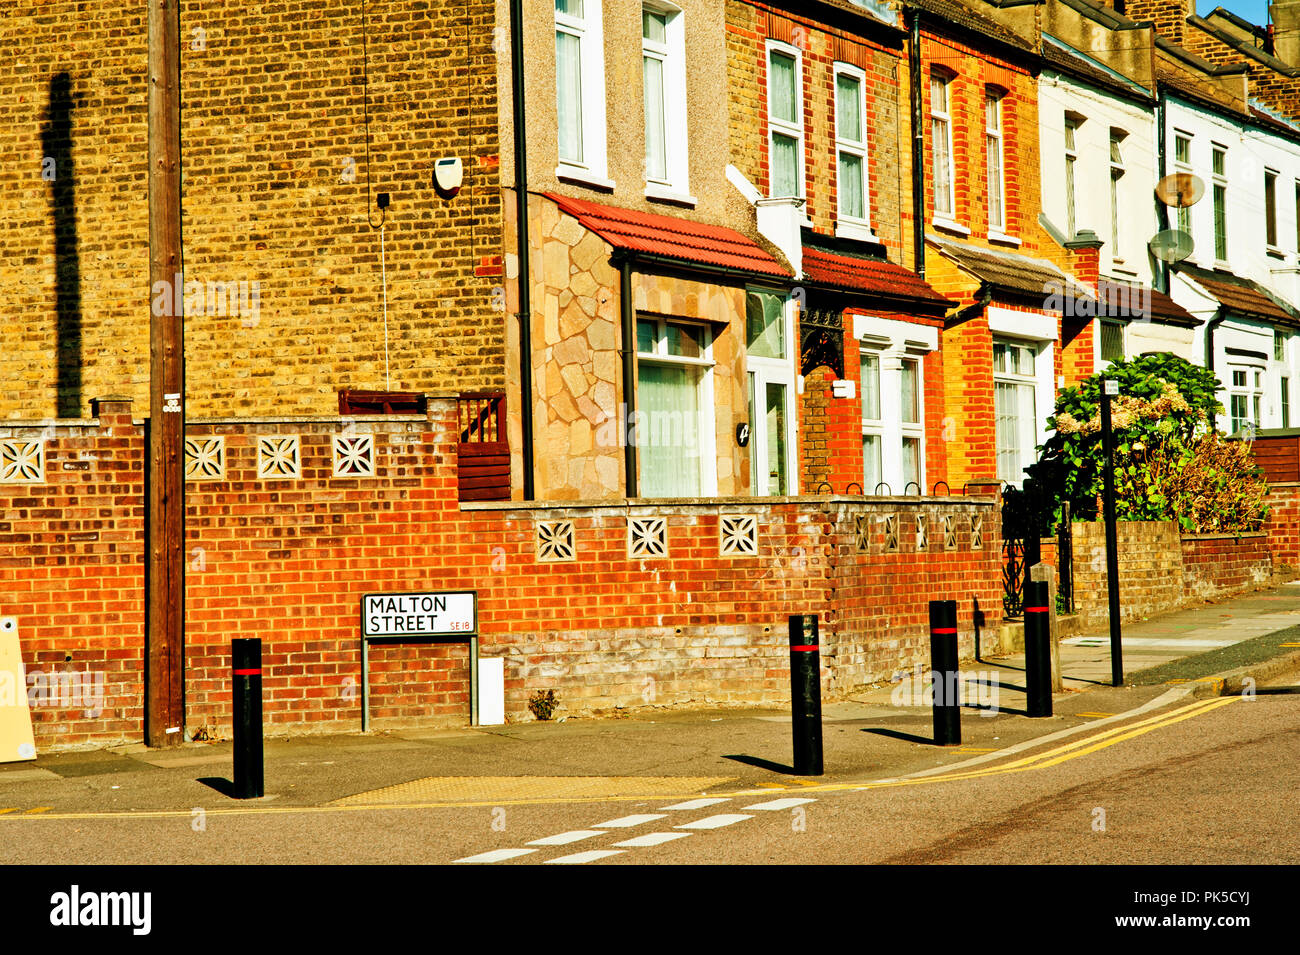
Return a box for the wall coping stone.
[462,494,997,512]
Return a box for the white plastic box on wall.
[478,656,505,726]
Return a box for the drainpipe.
[1155,89,1170,295]
[1205,307,1227,431]
[618,254,638,498]
[509,0,535,499]
[909,7,925,279]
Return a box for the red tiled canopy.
[800,246,952,307]
[544,193,789,278]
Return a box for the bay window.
[636,316,715,497]
[994,340,1039,483]
[1228,366,1263,434]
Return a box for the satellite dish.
[1148,229,1195,263]
[1155,173,1205,208]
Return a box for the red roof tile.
[1097,279,1198,327]
[544,193,789,278]
[800,246,952,308]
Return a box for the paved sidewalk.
[2,584,1298,818]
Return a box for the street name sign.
[361,591,477,638]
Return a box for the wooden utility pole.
[147,0,185,746]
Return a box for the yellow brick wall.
[0,0,504,420]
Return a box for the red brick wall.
[0,399,144,747]
[1,397,1004,750]
[1181,534,1273,601]
[1260,483,1300,570]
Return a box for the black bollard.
[928,600,961,746]
[1024,581,1053,718]
[232,638,264,799]
[788,614,823,776]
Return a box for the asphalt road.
[2,684,1295,866]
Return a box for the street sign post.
[358,591,480,731]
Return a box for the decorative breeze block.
[257,435,301,480]
[943,514,956,549]
[883,513,898,552]
[184,436,225,481]
[971,514,984,550]
[916,514,929,550]
[854,514,870,553]
[537,520,576,562]
[719,515,758,556]
[628,516,668,558]
[333,434,376,477]
[0,440,45,483]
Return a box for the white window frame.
[555,0,611,189]
[833,62,875,242]
[853,315,939,495]
[1109,128,1127,265]
[1264,167,1280,253]
[985,89,1006,236]
[988,308,1055,486]
[1212,143,1228,265]
[1227,364,1264,434]
[1064,113,1081,238]
[766,40,804,200]
[635,315,717,497]
[641,2,692,204]
[1173,130,1193,239]
[745,289,798,497]
[930,70,958,227]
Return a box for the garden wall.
[1,397,1003,751]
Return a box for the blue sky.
[1198,0,1272,27]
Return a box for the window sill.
[556,164,615,192]
[835,220,879,243]
[932,217,971,237]
[988,231,1021,247]
[1266,246,1288,260]
[1110,264,1138,278]
[645,184,697,208]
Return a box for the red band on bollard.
[234,668,261,676]
[930,627,957,634]
[790,645,819,652]
[1025,606,1049,613]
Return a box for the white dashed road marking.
[661,797,731,811]
[612,831,693,848]
[544,849,625,865]
[527,830,607,846]
[674,813,753,830]
[741,797,816,811]
[591,813,667,828]
[453,848,538,864]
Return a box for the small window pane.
[1283,378,1291,429]
[1101,322,1124,362]
[765,382,788,495]
[902,437,921,490]
[1233,369,1246,387]
[666,322,702,359]
[929,74,948,112]
[637,319,657,354]
[900,359,919,424]
[1174,135,1190,164]
[642,9,666,42]
[1266,171,1279,247]
[836,74,861,143]
[556,0,583,15]
[770,52,797,125]
[771,132,799,197]
[643,54,666,181]
[863,434,882,492]
[861,353,881,421]
[993,343,1006,373]
[1276,332,1286,362]
[556,30,584,164]
[746,291,785,360]
[1064,118,1077,152]
[1212,148,1225,177]
[838,151,864,220]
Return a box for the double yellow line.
[862,695,1239,790]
